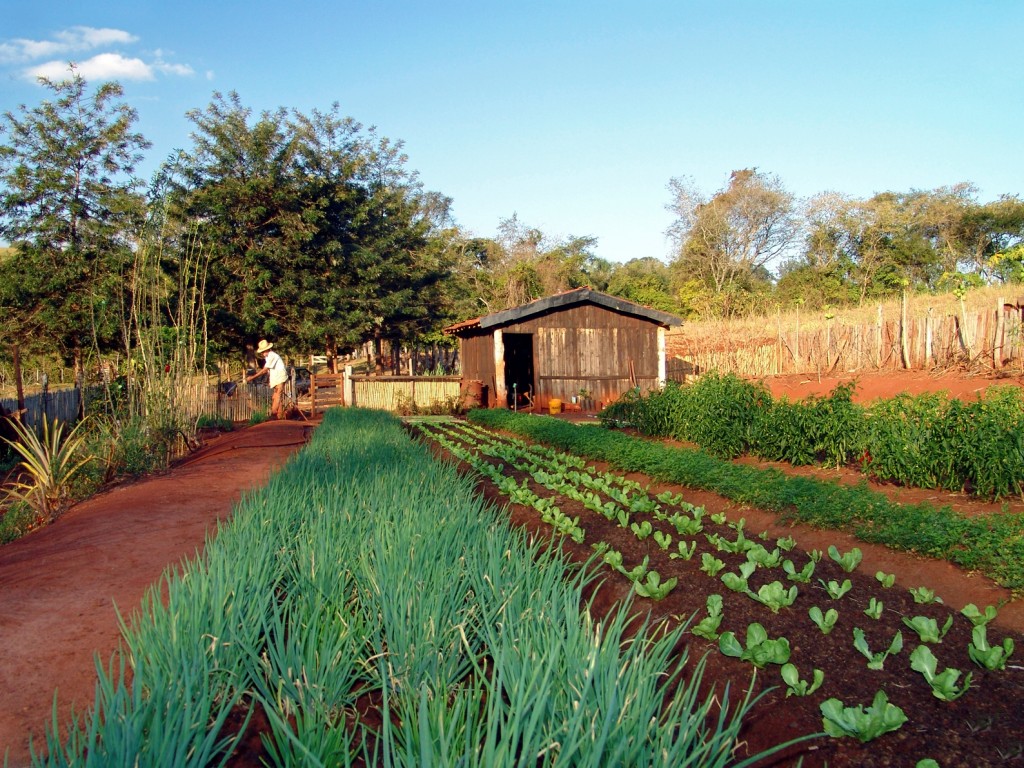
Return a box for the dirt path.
[0,420,312,767]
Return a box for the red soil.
[0,420,311,767]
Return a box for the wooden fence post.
[995,297,1005,368]
[344,365,354,407]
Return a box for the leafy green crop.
[719,622,791,668]
[853,627,903,670]
[910,586,943,604]
[902,615,954,644]
[783,558,816,583]
[820,578,853,600]
[820,690,908,742]
[968,625,1015,671]
[864,598,884,620]
[691,594,724,640]
[910,645,972,701]
[875,571,896,588]
[961,602,1000,627]
[751,581,799,613]
[828,545,863,573]
[809,606,839,635]
[781,663,824,697]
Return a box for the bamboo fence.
[667,294,1024,379]
[350,375,461,412]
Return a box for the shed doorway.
[503,333,535,409]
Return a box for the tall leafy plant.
[2,416,93,522]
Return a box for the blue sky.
[1,1,1021,264]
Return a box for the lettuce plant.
[820,690,908,742]
[721,561,757,593]
[701,552,726,577]
[752,581,799,613]
[670,513,703,536]
[828,545,863,573]
[747,544,783,569]
[961,602,1000,627]
[691,595,724,640]
[630,520,653,540]
[633,570,678,600]
[809,606,839,635]
[820,578,853,600]
[902,615,953,644]
[783,558,815,583]
[910,645,972,701]
[875,571,896,588]
[776,535,797,551]
[968,624,1015,671]
[864,598,884,620]
[653,530,673,550]
[718,622,791,668]
[853,627,903,670]
[669,540,697,561]
[655,490,682,506]
[910,586,943,604]
[781,663,824,697]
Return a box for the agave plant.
[2,416,93,522]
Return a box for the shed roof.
[444,287,682,336]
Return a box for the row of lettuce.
[600,372,1024,499]
[467,408,1024,591]
[33,408,802,767]
[416,418,1016,751]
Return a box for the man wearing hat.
[247,339,288,419]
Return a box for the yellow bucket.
[548,398,562,414]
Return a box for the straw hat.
[256,339,273,354]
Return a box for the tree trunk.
[12,344,26,419]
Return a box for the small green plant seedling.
[910,586,943,604]
[671,514,702,536]
[718,622,791,668]
[602,548,623,571]
[783,558,815,583]
[808,548,823,563]
[656,490,682,506]
[721,561,757,593]
[820,690,907,742]
[691,594,724,640]
[653,529,672,550]
[910,645,972,701]
[630,519,653,540]
[752,581,799,613]
[669,539,697,560]
[968,624,1015,671]
[864,598,884,620]
[820,578,853,600]
[828,545,863,573]
[809,606,839,635]
[746,544,783,569]
[902,615,954,644]
[853,627,903,670]
[781,663,824,697]
[875,571,896,588]
[961,602,1000,627]
[700,552,726,577]
[776,535,797,551]
[710,510,727,524]
[633,570,677,600]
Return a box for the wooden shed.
[444,287,682,411]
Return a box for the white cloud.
[28,53,155,82]
[154,60,194,77]
[0,26,137,64]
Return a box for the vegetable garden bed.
[412,415,1024,767]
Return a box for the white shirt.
[264,350,288,387]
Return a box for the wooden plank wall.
[502,305,661,408]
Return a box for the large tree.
[667,169,798,313]
[0,68,150,374]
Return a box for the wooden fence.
[1,388,80,430]
[2,378,273,431]
[668,298,1024,379]
[309,370,462,414]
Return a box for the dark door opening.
[503,333,535,409]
